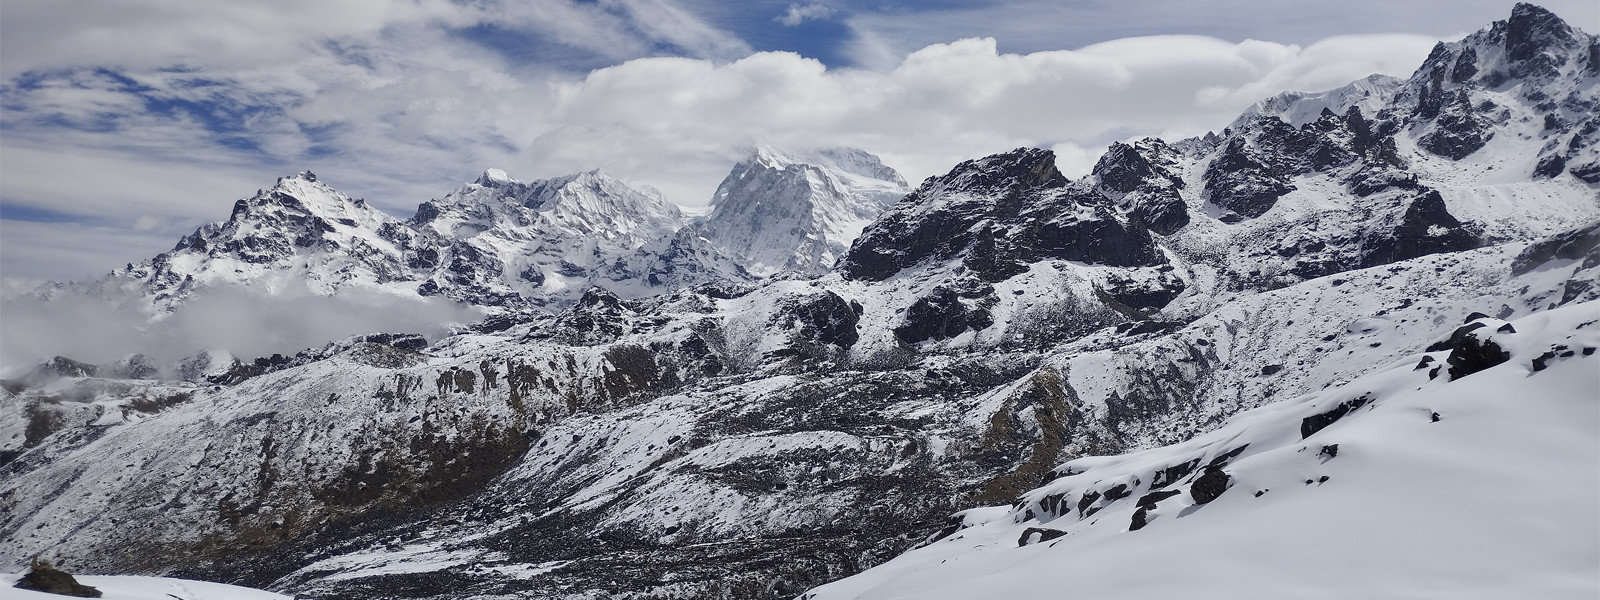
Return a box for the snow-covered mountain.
[56,172,415,314]
[1,4,1596,600]
[394,167,747,308]
[698,147,909,277]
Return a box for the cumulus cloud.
[776,3,835,27]
[532,33,1439,200]
[0,281,484,377]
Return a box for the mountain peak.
[246,172,373,223]
[699,146,907,276]
[932,147,1068,196]
[1506,2,1577,62]
[476,168,516,187]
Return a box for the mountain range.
[2,4,1596,599]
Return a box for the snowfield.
[805,301,1600,600]
[4,573,292,600]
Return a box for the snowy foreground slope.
[4,573,290,600]
[0,4,1597,600]
[807,301,1599,600]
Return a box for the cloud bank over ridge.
[4,0,1591,283]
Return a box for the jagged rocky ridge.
[1,4,1597,600]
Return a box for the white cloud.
[1,0,1457,285]
[535,33,1439,198]
[0,280,484,376]
[776,3,835,27]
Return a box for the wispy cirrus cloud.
[776,3,835,26]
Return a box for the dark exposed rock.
[1150,458,1201,490]
[1358,190,1481,268]
[1511,220,1600,275]
[1128,506,1153,531]
[1207,444,1250,469]
[768,291,862,362]
[1505,3,1576,64]
[13,559,102,598]
[1103,483,1131,501]
[1348,167,1423,197]
[1124,187,1190,236]
[1418,90,1493,160]
[1319,444,1339,458]
[1017,527,1066,546]
[1300,394,1373,439]
[840,148,1165,282]
[1100,270,1187,312]
[1569,162,1600,184]
[1451,46,1480,83]
[33,356,98,380]
[600,344,661,400]
[1095,142,1168,194]
[1136,489,1182,510]
[360,333,429,351]
[1189,465,1230,504]
[549,288,631,346]
[1530,345,1576,372]
[1076,490,1102,515]
[1114,320,1183,337]
[1203,136,1295,219]
[893,288,992,344]
[1446,327,1512,380]
[1093,140,1192,235]
[1533,154,1568,178]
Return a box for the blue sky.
[1,0,1596,285]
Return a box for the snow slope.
[806,301,1599,600]
[4,573,291,600]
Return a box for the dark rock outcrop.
[32,356,98,379]
[893,288,993,344]
[1357,190,1481,268]
[1203,135,1296,219]
[1189,465,1230,504]
[1510,220,1600,275]
[548,287,632,346]
[1505,3,1577,64]
[13,559,102,598]
[1017,527,1067,546]
[1446,326,1512,380]
[1418,90,1494,160]
[1300,394,1373,439]
[840,148,1165,283]
[1093,140,1191,235]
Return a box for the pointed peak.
[750,144,796,167]
[274,171,319,186]
[476,168,516,187]
[937,147,1067,193]
[1505,2,1577,62]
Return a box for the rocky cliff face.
[1,5,1597,600]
